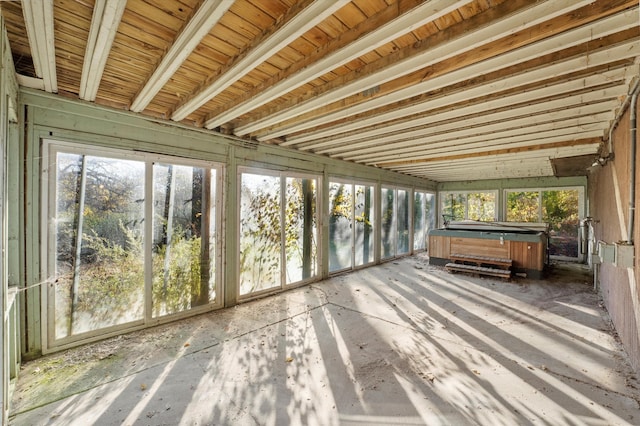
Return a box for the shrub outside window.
[43,141,223,348]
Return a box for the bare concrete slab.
[9,254,640,425]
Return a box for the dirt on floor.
[9,256,640,425]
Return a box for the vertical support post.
[195,168,211,306]
[69,155,87,337]
[302,178,313,279]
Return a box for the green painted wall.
[19,89,436,354]
[1,14,20,423]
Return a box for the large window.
[329,181,374,272]
[506,188,582,258]
[414,191,436,251]
[152,163,217,317]
[381,186,411,260]
[440,191,497,225]
[239,170,318,297]
[44,141,222,347]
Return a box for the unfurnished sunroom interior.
[1,0,640,424]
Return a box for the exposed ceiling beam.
[306,63,634,153]
[79,0,127,101]
[261,4,637,141]
[203,0,473,129]
[21,0,57,92]
[171,0,350,122]
[284,17,639,147]
[317,78,631,156]
[380,138,602,167]
[130,0,233,112]
[236,0,596,137]
[16,73,44,90]
[351,127,605,163]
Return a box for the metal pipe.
[602,78,640,163]
[627,84,639,243]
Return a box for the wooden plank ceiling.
[2,0,639,182]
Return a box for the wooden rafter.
[130,0,233,112]
[236,0,597,138]
[375,138,602,167]
[202,0,473,129]
[171,0,350,122]
[79,0,127,101]
[315,67,634,156]
[21,0,56,92]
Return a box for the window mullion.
[280,175,286,288]
[144,161,154,323]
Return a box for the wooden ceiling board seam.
[351,0,391,18]
[320,104,619,157]
[432,8,464,31]
[140,0,200,20]
[299,27,333,49]
[331,2,368,29]
[246,0,290,21]
[233,0,280,29]
[125,1,184,31]
[457,0,487,19]
[320,88,624,154]
[116,19,174,47]
[130,0,234,112]
[219,8,264,40]
[199,1,407,122]
[313,15,349,39]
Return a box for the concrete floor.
[9,254,640,425]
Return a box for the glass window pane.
[354,184,374,266]
[426,193,436,231]
[425,193,436,250]
[467,192,496,221]
[152,164,216,317]
[442,193,466,223]
[285,177,317,284]
[381,187,396,259]
[329,182,353,272]
[54,154,145,339]
[239,173,282,295]
[543,190,579,258]
[506,191,540,222]
[397,189,410,255]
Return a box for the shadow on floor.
[9,255,640,425]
